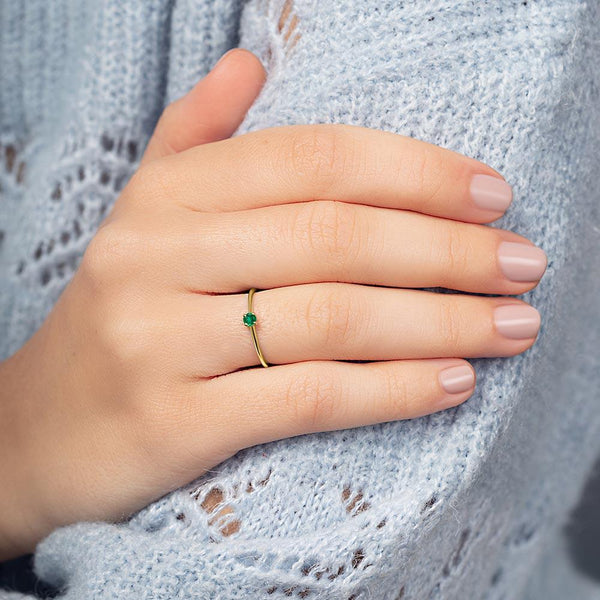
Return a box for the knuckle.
[81,224,127,282]
[285,367,341,429]
[306,284,356,349]
[436,298,464,349]
[295,199,360,271]
[409,147,445,207]
[128,158,173,205]
[286,125,350,196]
[436,223,470,282]
[384,368,410,417]
[81,229,157,366]
[81,223,144,284]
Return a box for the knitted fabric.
[1,1,599,598]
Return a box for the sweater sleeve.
[5,1,599,599]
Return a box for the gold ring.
[242,288,269,367]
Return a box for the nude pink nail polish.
[439,365,475,394]
[470,174,513,212]
[498,241,548,282]
[494,304,541,339]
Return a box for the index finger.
[140,123,512,223]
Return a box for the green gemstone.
[243,312,257,327]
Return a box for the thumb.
[140,48,266,166]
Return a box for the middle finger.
[175,200,547,295]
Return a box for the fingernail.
[439,365,475,394]
[494,304,541,339]
[498,241,548,282]
[470,174,513,212]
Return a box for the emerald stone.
[243,312,257,327]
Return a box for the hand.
[0,49,547,560]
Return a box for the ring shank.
[247,288,270,368]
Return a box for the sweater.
[1,1,599,598]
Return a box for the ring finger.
[178,282,541,377]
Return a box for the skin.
[0,49,546,560]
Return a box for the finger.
[171,201,547,295]
[144,123,513,223]
[195,358,476,454]
[176,283,541,377]
[140,48,266,165]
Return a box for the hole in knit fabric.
[195,469,273,538]
[51,182,62,201]
[99,132,138,166]
[311,563,345,581]
[16,161,25,184]
[282,585,312,597]
[420,495,437,513]
[40,267,52,286]
[1,141,26,185]
[1,135,126,290]
[73,219,82,239]
[100,170,111,186]
[199,486,241,537]
[511,522,537,546]
[342,485,371,515]
[101,133,114,152]
[442,527,471,577]
[265,0,302,65]
[246,468,272,492]
[351,549,365,569]
[34,242,44,261]
[396,585,406,599]
[5,144,16,171]
[490,567,503,586]
[277,0,301,50]
[300,559,319,576]
[127,140,138,163]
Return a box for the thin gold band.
[243,288,270,367]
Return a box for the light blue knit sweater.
[1,1,599,598]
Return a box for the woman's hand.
[0,49,547,560]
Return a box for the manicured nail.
[494,304,541,339]
[439,365,475,394]
[470,174,513,212]
[497,241,547,282]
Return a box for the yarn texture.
[1,1,600,598]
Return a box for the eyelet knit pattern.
[1,1,600,598]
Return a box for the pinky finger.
[201,358,476,453]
